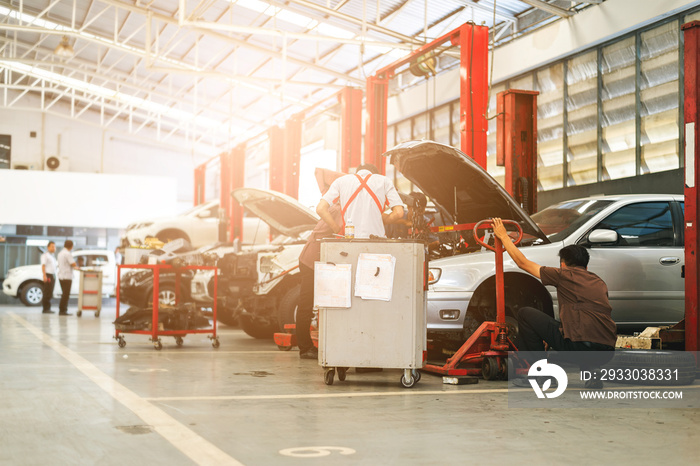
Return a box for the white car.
[386,141,685,348]
[2,249,118,306]
[122,200,270,248]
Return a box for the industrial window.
[567,50,599,185]
[0,134,10,169]
[536,64,564,191]
[602,36,637,180]
[432,105,451,146]
[640,21,680,174]
[594,202,674,247]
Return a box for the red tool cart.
[114,263,219,350]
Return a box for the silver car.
[386,141,684,347]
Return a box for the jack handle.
[473,219,524,251]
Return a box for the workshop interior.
[1,1,700,464]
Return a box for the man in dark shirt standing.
[492,218,616,386]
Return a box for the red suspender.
[340,174,386,229]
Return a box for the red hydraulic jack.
[273,325,318,352]
[423,219,523,380]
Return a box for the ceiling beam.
[97,0,364,84]
[518,0,573,18]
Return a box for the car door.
[580,201,684,326]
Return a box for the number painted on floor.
[279,446,356,458]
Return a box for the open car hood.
[385,141,548,242]
[232,188,319,238]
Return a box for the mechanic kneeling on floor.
[492,218,616,387]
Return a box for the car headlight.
[428,268,441,284]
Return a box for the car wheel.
[240,315,275,339]
[145,284,177,307]
[276,283,300,331]
[19,281,43,306]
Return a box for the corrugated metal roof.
[0,0,603,147]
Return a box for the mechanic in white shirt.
[40,241,58,314]
[57,240,79,316]
[316,163,404,238]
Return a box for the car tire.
[19,281,44,307]
[605,350,698,386]
[240,315,275,339]
[276,283,300,331]
[145,284,177,307]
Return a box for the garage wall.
[0,169,177,229]
[387,0,700,123]
[0,99,213,214]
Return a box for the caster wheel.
[324,369,335,386]
[211,338,220,349]
[175,336,184,346]
[499,358,509,380]
[482,357,499,380]
[117,338,126,348]
[153,340,162,350]
[400,374,417,388]
[337,367,347,382]
[277,345,292,351]
[77,310,82,317]
[412,369,422,383]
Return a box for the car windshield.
[531,199,614,242]
[180,202,217,216]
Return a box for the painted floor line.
[9,312,244,466]
[145,383,700,402]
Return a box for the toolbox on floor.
[317,239,426,388]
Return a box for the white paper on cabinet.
[313,262,352,308]
[354,253,396,301]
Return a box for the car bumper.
[426,290,473,333]
[3,278,19,297]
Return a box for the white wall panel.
[0,170,177,229]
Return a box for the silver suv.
[385,141,684,347]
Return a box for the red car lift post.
[365,23,489,173]
[423,220,522,379]
[683,21,700,352]
[497,90,539,214]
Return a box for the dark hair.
[64,240,74,248]
[357,163,380,174]
[558,245,589,268]
[408,192,427,210]
[47,241,55,247]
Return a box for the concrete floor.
[1,303,699,466]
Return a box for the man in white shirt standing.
[57,240,79,316]
[316,164,404,238]
[40,241,57,314]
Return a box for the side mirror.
[588,229,619,244]
[197,210,211,218]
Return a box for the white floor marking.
[279,446,356,458]
[146,383,700,402]
[10,313,244,466]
